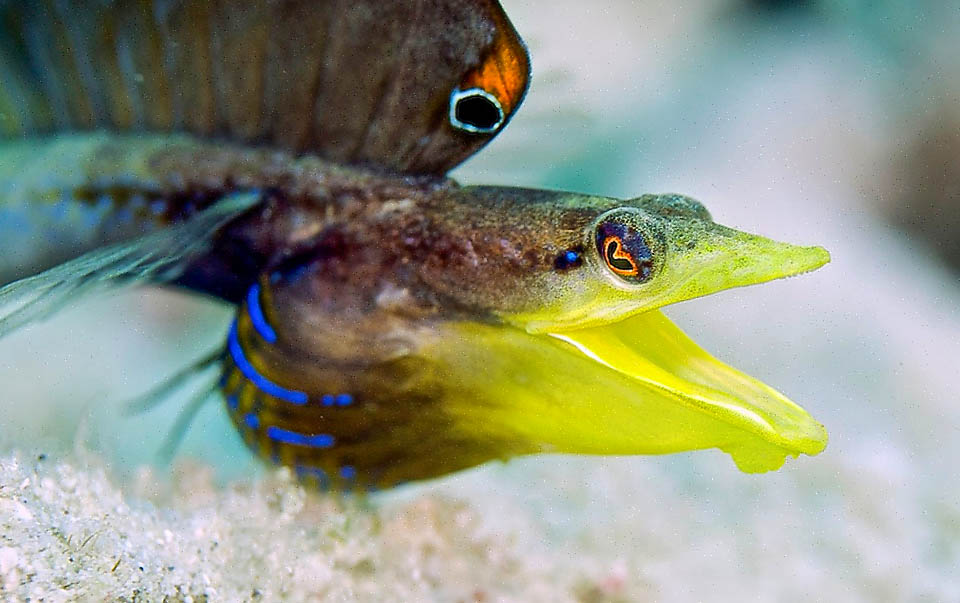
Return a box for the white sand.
[0,452,590,602]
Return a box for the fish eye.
[449,88,505,134]
[594,214,658,285]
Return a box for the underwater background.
[1,0,958,600]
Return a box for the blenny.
[0,0,829,491]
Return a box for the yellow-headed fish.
[0,0,828,490]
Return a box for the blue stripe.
[339,466,357,480]
[226,394,239,410]
[244,412,260,429]
[227,321,309,405]
[246,284,278,343]
[266,426,335,448]
[321,393,353,407]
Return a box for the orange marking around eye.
[603,236,640,277]
[458,5,530,116]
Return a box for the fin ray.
[0,191,259,338]
[0,0,530,175]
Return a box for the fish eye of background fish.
[449,88,505,133]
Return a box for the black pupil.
[605,240,635,272]
[455,94,501,131]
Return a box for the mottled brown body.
[0,130,608,362]
[76,140,597,316]
[134,141,605,489]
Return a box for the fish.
[0,0,829,491]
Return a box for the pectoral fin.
[425,310,827,473]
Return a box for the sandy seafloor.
[2,1,959,601]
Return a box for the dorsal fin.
[0,0,530,175]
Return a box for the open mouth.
[546,310,827,472]
[430,309,827,473]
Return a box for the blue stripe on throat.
[246,284,278,343]
[321,393,354,407]
[227,320,309,405]
[267,426,335,449]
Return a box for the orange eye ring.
[602,235,640,277]
[594,217,657,284]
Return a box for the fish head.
[485,192,830,332]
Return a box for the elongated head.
[420,188,830,332]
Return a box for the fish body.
[0,1,830,490]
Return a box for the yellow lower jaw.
[423,310,826,473]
